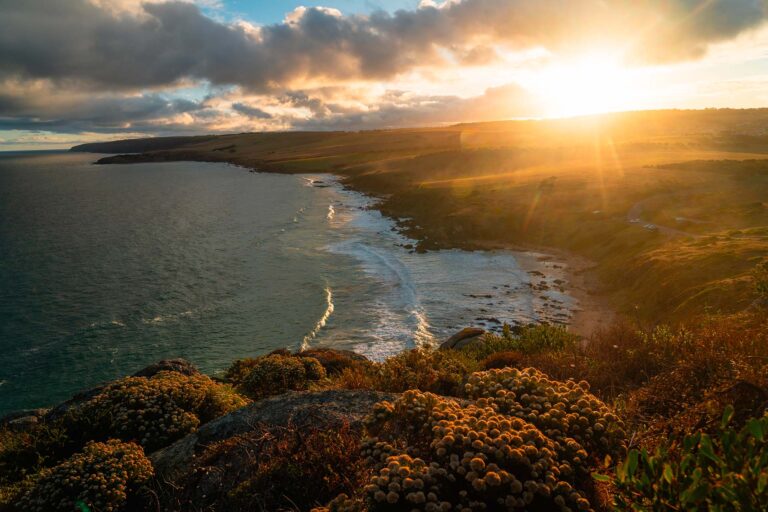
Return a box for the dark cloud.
[1,0,766,92]
[0,88,207,133]
[231,102,272,119]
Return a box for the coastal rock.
[440,327,486,350]
[150,389,395,481]
[0,408,48,432]
[298,347,371,375]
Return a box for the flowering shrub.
[239,354,326,398]
[16,440,152,512]
[359,390,596,511]
[68,371,247,452]
[464,367,627,467]
[480,350,524,370]
[375,348,478,396]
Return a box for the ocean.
[0,151,574,414]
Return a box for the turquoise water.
[0,152,573,415]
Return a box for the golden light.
[531,53,643,118]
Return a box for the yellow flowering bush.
[16,439,152,512]
[238,354,326,398]
[359,390,595,511]
[464,367,627,468]
[69,371,247,452]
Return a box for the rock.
[132,358,199,378]
[7,415,39,432]
[150,389,394,481]
[1,409,48,432]
[298,348,371,375]
[440,327,486,350]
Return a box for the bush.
[299,348,374,376]
[461,324,577,361]
[66,371,247,452]
[164,421,369,512]
[16,440,153,512]
[239,354,326,399]
[753,259,768,302]
[480,350,524,370]
[375,348,478,396]
[600,406,768,511]
[359,390,596,511]
[463,367,627,466]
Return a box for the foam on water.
[299,175,576,361]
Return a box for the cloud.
[1,0,766,93]
[231,102,272,119]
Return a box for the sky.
[2,0,768,150]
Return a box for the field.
[83,109,768,322]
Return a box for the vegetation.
[66,371,248,452]
[16,440,152,512]
[230,353,327,399]
[600,406,768,511]
[163,422,369,512]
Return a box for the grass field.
[84,109,768,322]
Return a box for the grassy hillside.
[89,109,768,322]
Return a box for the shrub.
[164,421,369,512]
[375,348,478,396]
[225,358,260,387]
[461,324,577,361]
[67,371,247,452]
[600,406,768,511]
[239,354,326,399]
[16,440,153,512]
[360,390,595,511]
[753,259,768,302]
[480,350,524,370]
[463,367,627,466]
[299,348,374,376]
[332,366,379,390]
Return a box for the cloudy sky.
[3,0,768,149]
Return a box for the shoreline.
[93,151,618,338]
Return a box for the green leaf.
[721,405,735,429]
[662,463,674,484]
[747,419,765,442]
[698,436,721,464]
[627,449,639,476]
[592,472,612,483]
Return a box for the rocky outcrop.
[150,389,395,481]
[439,327,486,350]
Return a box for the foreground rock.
[150,389,395,481]
[439,327,486,350]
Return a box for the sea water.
[0,152,573,414]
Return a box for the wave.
[327,239,434,349]
[301,286,334,351]
[327,204,335,221]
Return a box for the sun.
[532,53,642,118]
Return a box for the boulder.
[150,389,395,481]
[0,408,48,432]
[440,327,486,350]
